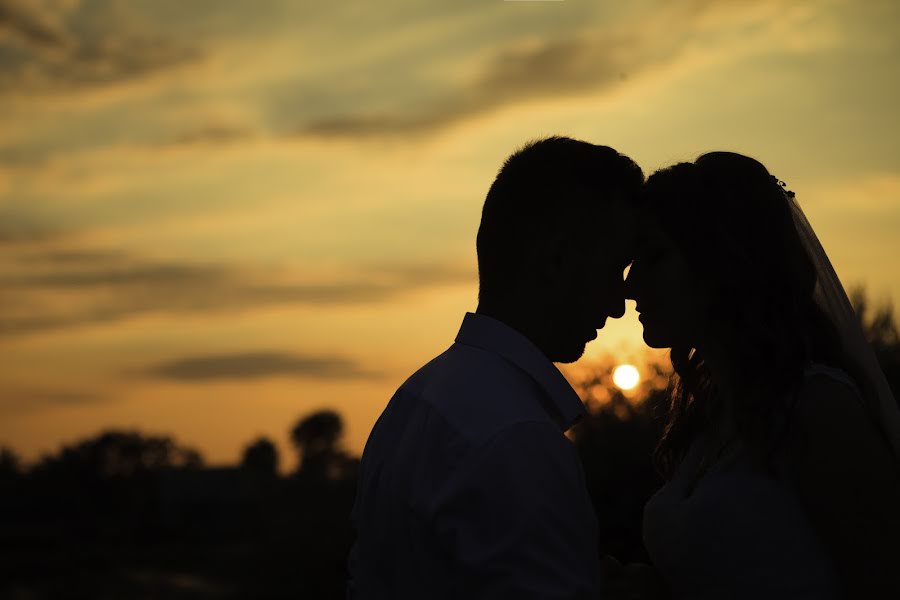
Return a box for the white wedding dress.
[641,365,851,600]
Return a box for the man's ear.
[554,232,588,277]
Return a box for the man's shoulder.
[400,343,557,447]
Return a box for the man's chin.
[551,343,587,364]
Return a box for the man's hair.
[476,136,643,303]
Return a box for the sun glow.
[612,364,640,390]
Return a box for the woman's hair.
[645,152,848,479]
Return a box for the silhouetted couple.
[348,137,900,599]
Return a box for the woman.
[625,152,900,599]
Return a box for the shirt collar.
[454,311,586,431]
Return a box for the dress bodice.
[642,365,852,599]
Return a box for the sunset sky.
[2,0,899,470]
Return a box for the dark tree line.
[851,287,900,396]
[0,410,358,599]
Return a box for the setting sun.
[613,365,641,390]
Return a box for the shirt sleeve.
[431,420,600,600]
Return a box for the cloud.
[0,213,65,244]
[0,382,109,413]
[0,0,202,97]
[0,0,70,50]
[0,239,475,337]
[165,125,255,147]
[297,32,640,138]
[15,247,125,265]
[139,351,379,382]
[5,260,226,288]
[294,0,818,139]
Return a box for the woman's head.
[627,152,844,475]
[627,152,817,353]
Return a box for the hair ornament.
[773,175,796,200]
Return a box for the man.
[348,137,643,598]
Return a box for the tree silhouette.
[241,436,279,478]
[33,430,203,479]
[290,410,355,481]
[25,430,205,528]
[0,446,21,492]
[851,287,900,400]
[0,446,20,475]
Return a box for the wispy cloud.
[164,125,255,148]
[0,236,475,338]
[139,351,379,382]
[294,0,809,139]
[0,213,66,244]
[0,0,202,97]
[0,382,109,413]
[297,31,642,138]
[0,0,826,167]
[0,0,70,50]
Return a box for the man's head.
[476,136,643,363]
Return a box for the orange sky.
[1,0,899,470]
